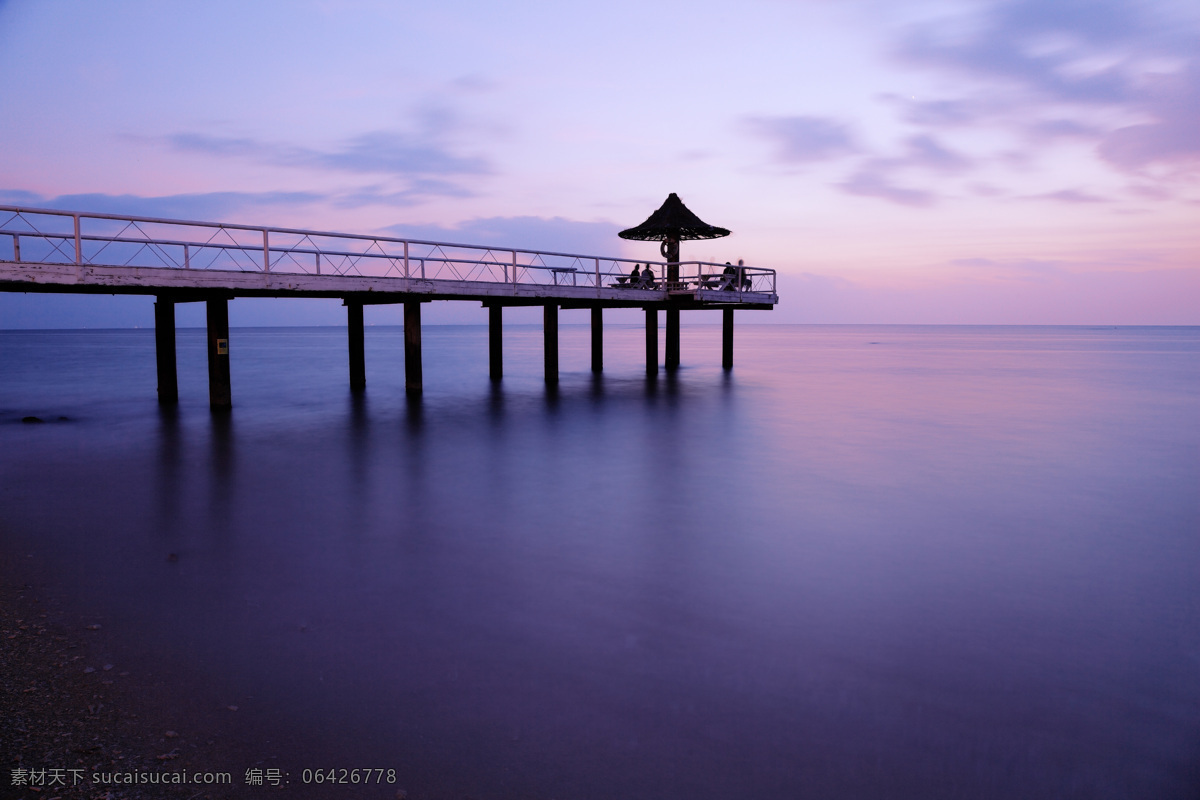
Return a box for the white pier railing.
[0,206,776,297]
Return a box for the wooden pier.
[0,205,777,408]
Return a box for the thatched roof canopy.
[618,193,731,242]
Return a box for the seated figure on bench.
[614,263,640,286]
[640,264,655,288]
[720,262,737,290]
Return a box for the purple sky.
[1,0,1197,326]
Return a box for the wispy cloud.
[949,256,1065,275]
[744,116,859,163]
[833,134,973,207]
[0,184,470,221]
[890,0,1200,172]
[839,170,935,207]
[1027,119,1102,139]
[1098,64,1200,169]
[0,189,326,220]
[884,95,985,127]
[895,0,1169,104]
[449,74,498,93]
[745,110,975,206]
[900,134,973,172]
[381,216,623,256]
[332,180,475,209]
[166,130,490,177]
[1030,189,1108,203]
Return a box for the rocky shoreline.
[1,580,237,800]
[1,577,420,800]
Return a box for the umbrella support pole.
[666,308,680,370]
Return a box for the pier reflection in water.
[1,325,1197,799]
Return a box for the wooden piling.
[206,297,231,409]
[645,307,658,375]
[347,300,365,392]
[404,300,422,395]
[722,307,734,370]
[489,305,503,381]
[154,296,178,404]
[591,306,603,373]
[544,303,559,385]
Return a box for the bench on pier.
[697,271,751,291]
[611,275,656,289]
[549,267,578,286]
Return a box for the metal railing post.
[315,252,320,275]
[183,244,190,269]
[595,258,600,295]
[512,251,518,286]
[73,214,81,264]
[403,241,409,279]
[12,233,19,262]
[262,229,270,272]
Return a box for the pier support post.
[154,295,178,404]
[591,307,603,373]
[722,308,734,370]
[489,305,503,381]
[347,300,365,392]
[544,303,559,385]
[645,307,658,375]
[666,307,680,371]
[206,297,232,410]
[404,301,423,395]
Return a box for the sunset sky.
[1,0,1197,326]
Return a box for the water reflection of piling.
[155,403,182,535]
[207,412,235,534]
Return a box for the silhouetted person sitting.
[721,262,737,291]
[629,264,641,284]
[738,258,751,290]
[640,265,654,288]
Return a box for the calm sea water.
[2,324,1198,799]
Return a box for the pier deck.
[1,205,778,404]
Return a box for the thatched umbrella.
[620,193,730,371]
[618,193,730,266]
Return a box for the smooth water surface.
[2,324,1198,798]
